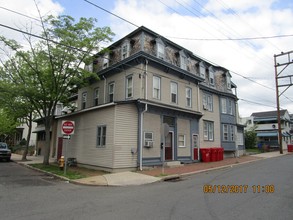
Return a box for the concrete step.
[164,161,183,168]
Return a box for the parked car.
[0,142,11,161]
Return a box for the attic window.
[199,61,205,78]
[121,41,130,60]
[226,73,231,89]
[179,50,188,71]
[209,66,214,86]
[103,53,109,69]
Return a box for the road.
[0,155,293,220]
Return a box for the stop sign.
[62,120,75,135]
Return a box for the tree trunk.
[22,112,32,161]
[43,117,52,165]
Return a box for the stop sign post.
[61,120,74,176]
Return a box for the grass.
[30,163,88,180]
[246,148,262,154]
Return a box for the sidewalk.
[11,151,290,186]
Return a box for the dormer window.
[103,53,109,69]
[155,38,165,60]
[199,61,206,78]
[209,66,214,86]
[226,72,231,89]
[121,41,130,60]
[179,50,188,71]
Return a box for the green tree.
[244,126,258,149]
[0,7,114,164]
[0,109,19,142]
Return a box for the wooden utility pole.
[274,50,293,154]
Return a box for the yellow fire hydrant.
[59,156,65,170]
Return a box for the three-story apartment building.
[54,26,241,172]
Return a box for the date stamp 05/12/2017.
[203,184,275,194]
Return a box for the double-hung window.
[121,42,129,59]
[153,76,161,99]
[178,134,185,147]
[97,126,106,147]
[203,93,213,111]
[126,75,133,98]
[186,87,192,108]
[157,42,165,60]
[221,98,227,114]
[199,62,205,79]
[109,83,115,102]
[227,74,231,90]
[209,67,214,86]
[228,99,233,115]
[170,82,178,104]
[81,92,87,109]
[94,88,99,106]
[204,121,214,141]
[223,124,229,141]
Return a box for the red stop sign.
[62,121,75,135]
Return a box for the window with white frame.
[121,41,129,59]
[223,124,235,141]
[181,54,187,70]
[157,41,165,60]
[204,121,214,141]
[153,76,161,99]
[230,125,235,141]
[126,75,133,98]
[144,132,153,147]
[170,82,178,104]
[97,125,106,147]
[226,73,231,89]
[186,87,192,108]
[178,134,186,147]
[228,99,233,115]
[81,92,87,109]
[108,82,115,102]
[203,93,213,111]
[209,66,214,86]
[223,124,229,141]
[221,98,227,114]
[94,88,99,106]
[199,61,206,78]
[103,53,109,69]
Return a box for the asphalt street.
[0,155,292,220]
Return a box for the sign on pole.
[62,120,75,135]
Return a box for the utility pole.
[274,50,293,154]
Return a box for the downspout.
[139,59,148,171]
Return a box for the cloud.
[0,0,63,42]
[110,0,293,116]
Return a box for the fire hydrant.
[59,156,65,170]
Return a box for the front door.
[165,132,173,161]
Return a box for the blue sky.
[0,0,293,116]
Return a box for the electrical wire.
[1,3,291,111]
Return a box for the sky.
[0,0,293,117]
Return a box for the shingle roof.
[251,110,287,118]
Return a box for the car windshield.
[0,143,8,149]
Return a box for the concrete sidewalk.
[11,151,291,186]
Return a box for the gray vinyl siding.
[113,104,138,168]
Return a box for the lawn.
[30,163,107,180]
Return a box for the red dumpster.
[210,148,218,162]
[288,145,293,152]
[200,148,211,162]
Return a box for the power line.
[166,33,293,41]
[1,5,290,111]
